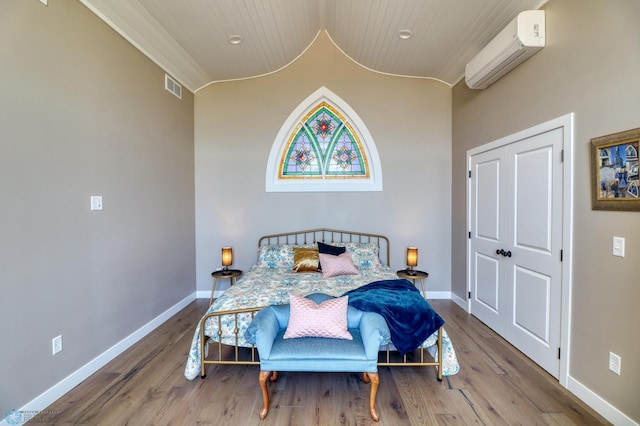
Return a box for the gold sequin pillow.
[292,247,321,272]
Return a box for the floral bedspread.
[184,265,460,379]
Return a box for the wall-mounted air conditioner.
[465,10,545,89]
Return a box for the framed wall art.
[590,127,640,211]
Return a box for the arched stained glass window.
[281,102,367,179]
[266,87,382,192]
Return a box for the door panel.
[513,266,551,343]
[469,149,506,335]
[476,159,501,241]
[475,253,500,312]
[514,146,553,252]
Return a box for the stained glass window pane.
[326,127,367,176]
[304,105,341,156]
[268,86,381,192]
[279,99,369,180]
[281,126,321,177]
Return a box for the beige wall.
[5,0,635,421]
[0,0,195,414]
[195,33,452,294]
[452,0,640,422]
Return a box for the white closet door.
[469,148,508,335]
[469,127,563,378]
[504,128,563,377]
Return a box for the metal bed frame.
[199,228,442,380]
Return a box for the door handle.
[495,249,512,257]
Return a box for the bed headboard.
[258,228,390,266]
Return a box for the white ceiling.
[80,0,546,93]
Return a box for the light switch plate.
[52,335,62,355]
[613,237,625,257]
[90,196,103,211]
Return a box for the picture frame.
[590,127,640,211]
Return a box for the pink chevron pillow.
[318,252,358,278]
[284,294,352,340]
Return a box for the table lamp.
[406,247,418,275]
[221,247,233,275]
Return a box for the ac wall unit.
[465,10,545,89]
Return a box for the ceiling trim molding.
[196,30,323,93]
[197,30,452,92]
[79,0,209,93]
[323,31,452,88]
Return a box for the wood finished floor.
[43,299,609,425]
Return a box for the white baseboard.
[1,292,197,426]
[451,292,468,311]
[424,291,451,299]
[197,290,212,299]
[566,376,638,426]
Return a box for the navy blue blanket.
[342,279,444,355]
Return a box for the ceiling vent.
[465,10,545,89]
[164,74,182,99]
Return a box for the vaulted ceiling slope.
[80,0,546,93]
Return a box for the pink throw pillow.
[283,294,352,340]
[318,252,358,278]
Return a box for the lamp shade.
[406,247,418,268]
[221,247,233,267]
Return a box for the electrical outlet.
[609,352,621,375]
[52,335,63,355]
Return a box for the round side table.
[397,269,429,299]
[210,269,242,306]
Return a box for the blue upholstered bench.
[245,293,391,421]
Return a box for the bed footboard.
[199,307,264,378]
[199,307,443,380]
[378,326,443,381]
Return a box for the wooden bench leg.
[363,372,380,422]
[259,370,271,419]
